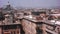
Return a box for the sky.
[0,0,60,8]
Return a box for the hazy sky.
[0,0,60,8]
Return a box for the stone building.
[0,2,22,34]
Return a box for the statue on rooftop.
[3,1,13,11]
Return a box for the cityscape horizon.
[0,0,60,9]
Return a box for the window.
[32,12,40,16]
[48,16,57,20]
